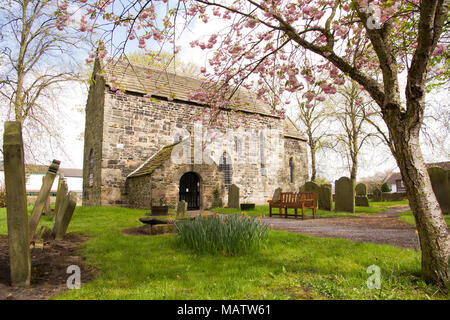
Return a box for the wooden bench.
[268,192,316,219]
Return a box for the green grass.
[1,204,447,300]
[211,201,410,218]
[399,210,450,228]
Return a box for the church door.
[179,172,200,210]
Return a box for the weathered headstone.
[372,188,382,202]
[228,184,240,209]
[41,177,52,216]
[304,181,320,208]
[428,167,450,215]
[176,200,187,218]
[335,177,355,213]
[272,187,282,201]
[318,184,332,211]
[29,160,60,239]
[53,175,67,220]
[53,191,77,240]
[3,121,31,287]
[355,183,370,207]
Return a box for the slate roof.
[127,142,182,178]
[98,58,306,141]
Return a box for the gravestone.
[53,191,77,240]
[228,184,240,209]
[427,167,450,214]
[318,184,332,211]
[355,183,370,207]
[304,181,320,208]
[3,121,31,287]
[372,188,382,202]
[53,175,68,220]
[335,177,355,213]
[29,159,60,239]
[176,200,187,218]
[272,187,282,201]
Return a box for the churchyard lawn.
[1,203,448,300]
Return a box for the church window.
[260,132,266,176]
[289,158,294,183]
[220,152,232,185]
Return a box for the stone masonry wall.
[82,65,105,206]
[93,84,308,207]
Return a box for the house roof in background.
[99,58,306,141]
[0,162,82,177]
[386,161,450,184]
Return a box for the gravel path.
[261,206,420,249]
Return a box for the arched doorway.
[179,172,200,210]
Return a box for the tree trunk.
[309,134,316,181]
[388,121,449,286]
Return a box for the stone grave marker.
[53,175,67,220]
[28,159,60,239]
[355,183,370,207]
[228,184,240,209]
[428,167,450,214]
[318,184,332,211]
[3,121,31,287]
[53,191,77,240]
[372,188,382,202]
[335,177,355,213]
[176,200,187,218]
[304,181,320,208]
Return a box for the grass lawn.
[399,210,450,228]
[2,203,447,300]
[211,200,410,218]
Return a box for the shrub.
[175,213,270,255]
[381,183,391,192]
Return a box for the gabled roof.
[97,58,306,141]
[127,142,181,178]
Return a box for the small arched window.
[260,132,266,176]
[234,136,241,154]
[219,152,232,185]
[289,158,294,183]
[88,149,94,186]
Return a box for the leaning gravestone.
[228,184,240,209]
[272,187,282,202]
[53,175,68,220]
[28,160,60,239]
[355,183,370,207]
[427,167,450,215]
[3,121,31,287]
[176,200,187,218]
[304,181,320,208]
[319,184,332,211]
[335,177,355,213]
[53,191,77,240]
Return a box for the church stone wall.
[85,80,309,208]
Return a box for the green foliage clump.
[381,183,391,193]
[175,213,270,255]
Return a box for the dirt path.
[261,206,420,249]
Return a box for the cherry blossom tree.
[60,0,450,286]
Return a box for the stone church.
[82,58,309,210]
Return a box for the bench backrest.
[280,192,315,205]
